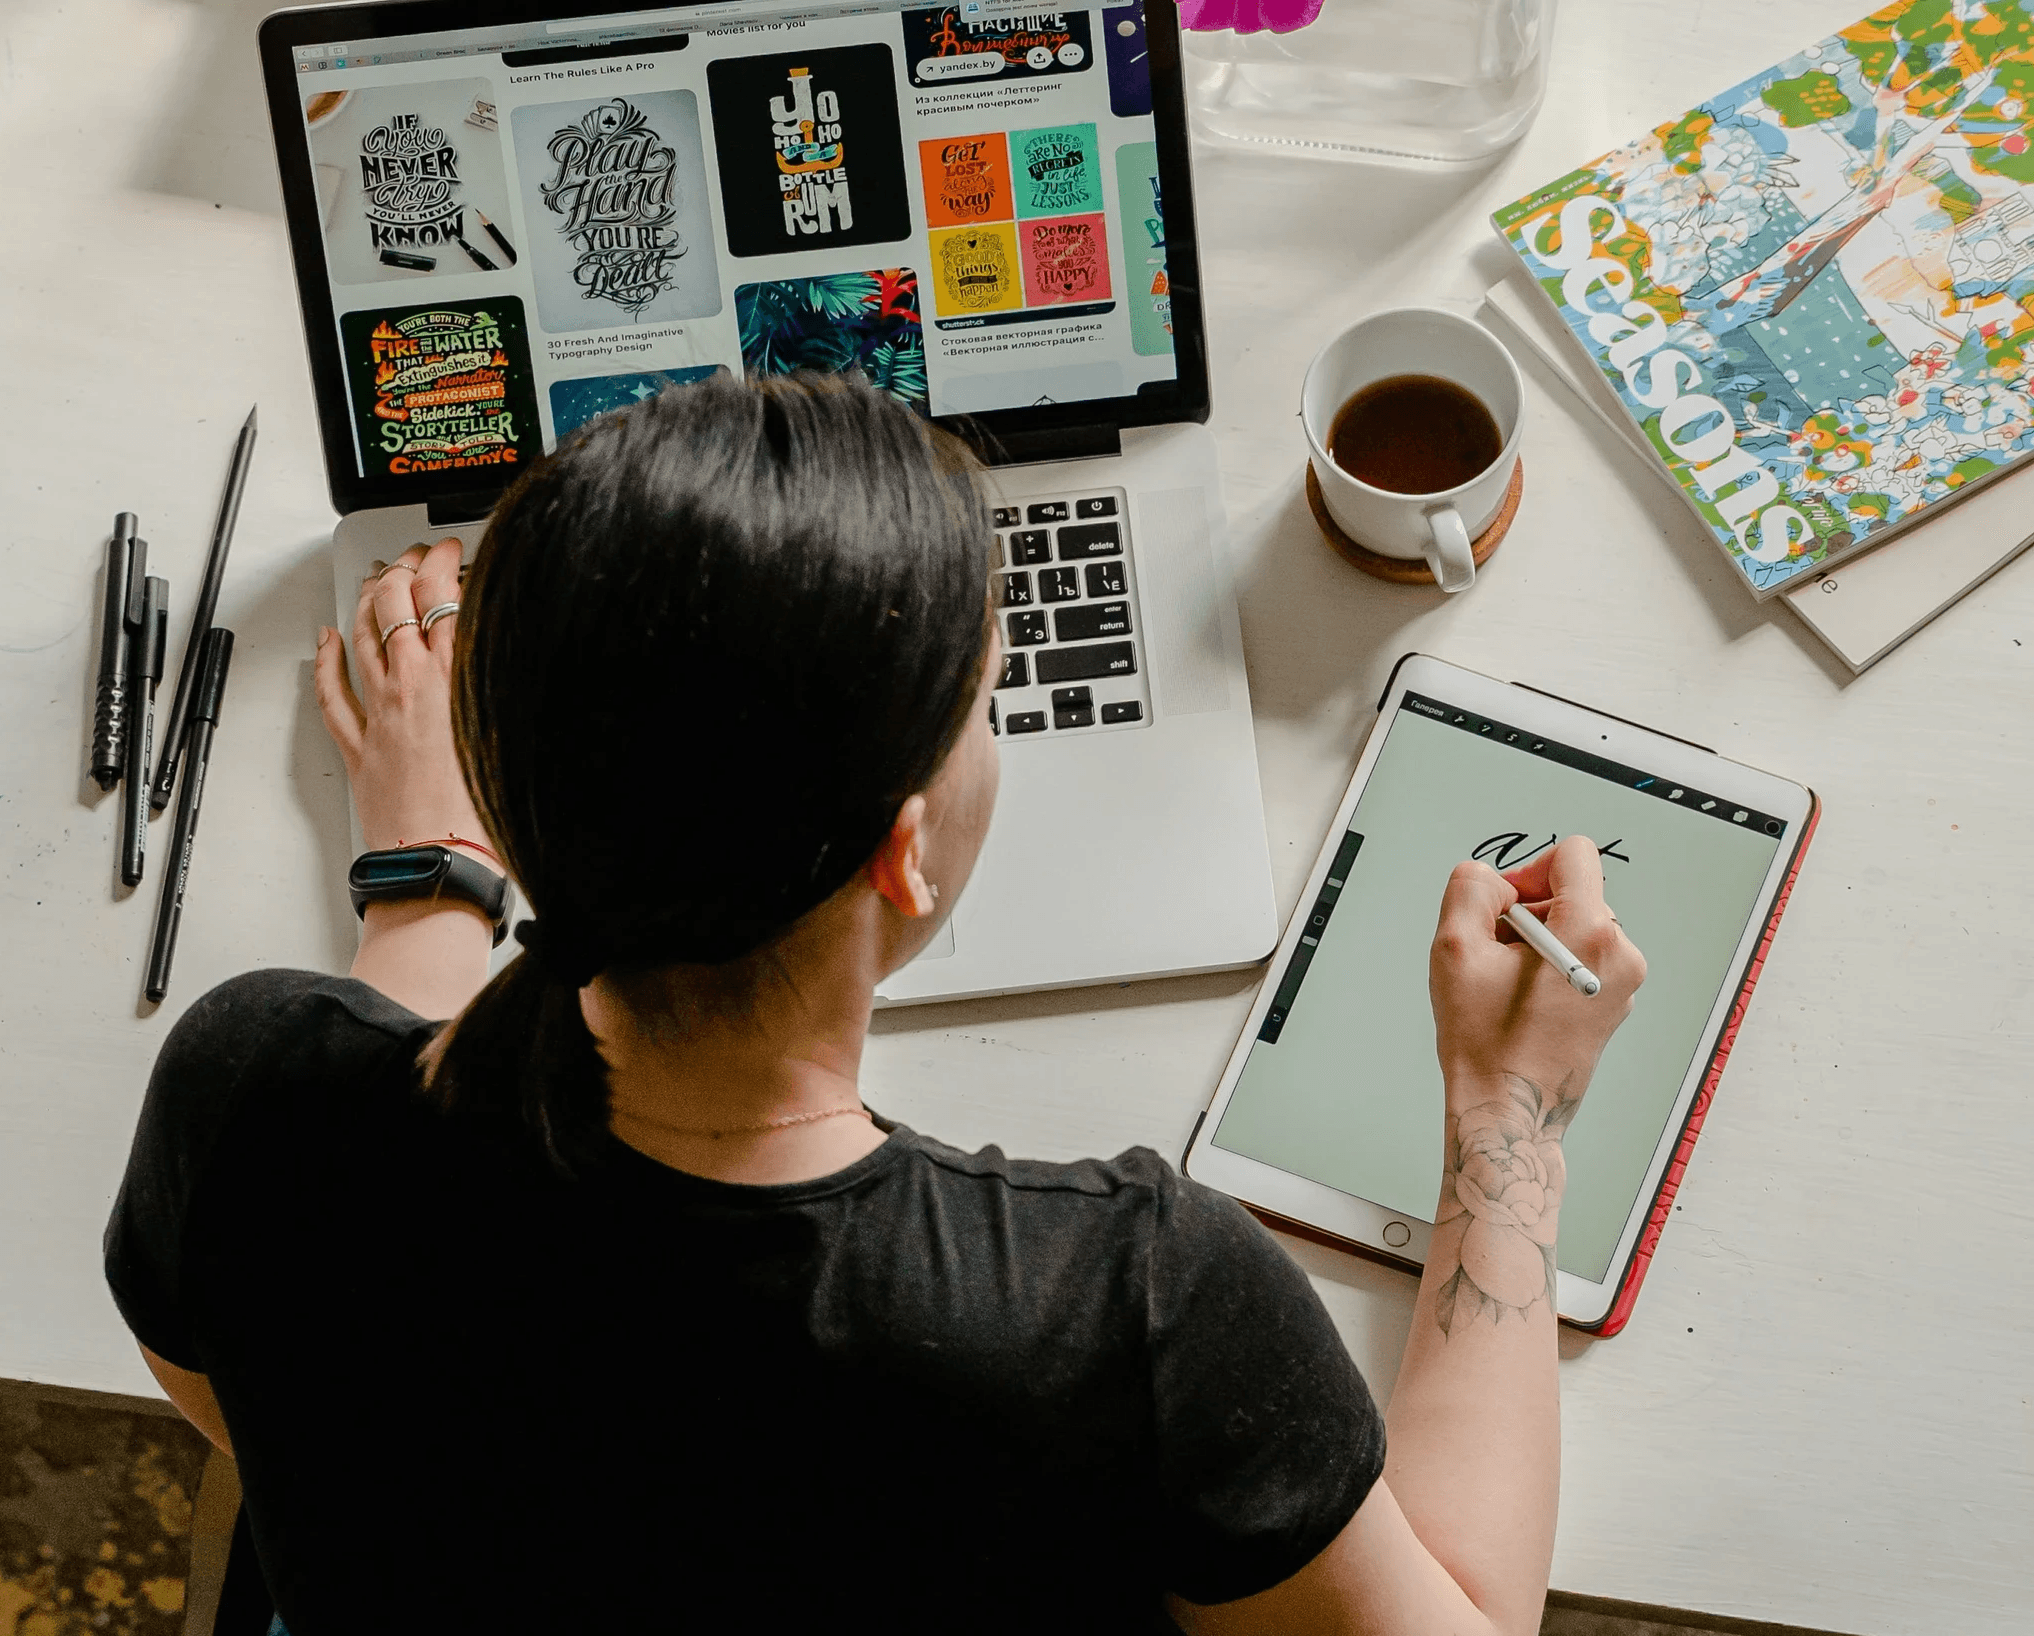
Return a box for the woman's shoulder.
[887,1124,1265,1256]
[176,965,421,1029]
[896,1124,1174,1201]
[108,972,441,1369]
[160,967,422,1074]
[866,1127,1346,1406]
[147,968,430,1142]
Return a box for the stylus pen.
[90,513,140,791]
[119,576,169,887]
[146,629,234,1003]
[152,405,257,812]
[1503,905,1601,997]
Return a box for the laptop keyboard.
[988,485,1151,738]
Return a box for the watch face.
[352,848,446,892]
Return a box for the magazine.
[1493,1,2034,599]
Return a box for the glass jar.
[1180,0,1557,166]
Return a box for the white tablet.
[1184,653,1818,1332]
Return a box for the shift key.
[1036,641,1137,683]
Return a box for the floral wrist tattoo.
[1431,1074,1579,1335]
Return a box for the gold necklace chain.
[664,1104,874,1139]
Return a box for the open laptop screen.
[259,0,1206,515]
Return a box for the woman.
[107,373,1643,1634]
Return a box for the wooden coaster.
[1306,457,1524,586]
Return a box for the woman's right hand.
[1175,844,1646,1636]
[1427,835,1646,1106]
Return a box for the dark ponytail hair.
[432,372,994,1169]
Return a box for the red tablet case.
[1573,789,1820,1336]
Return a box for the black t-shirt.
[105,971,1383,1633]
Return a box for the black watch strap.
[348,845,511,946]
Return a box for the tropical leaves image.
[863,336,928,404]
[805,270,884,320]
[737,268,928,411]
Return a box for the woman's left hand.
[314,537,492,862]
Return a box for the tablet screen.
[1211,691,1789,1281]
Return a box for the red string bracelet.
[395,834,503,867]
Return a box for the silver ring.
[379,616,421,645]
[420,601,461,633]
[377,560,420,579]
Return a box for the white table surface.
[3,1,2028,1629]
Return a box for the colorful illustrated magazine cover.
[1493,2,2034,598]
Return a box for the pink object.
[1178,0,1325,35]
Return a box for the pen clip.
[123,540,150,630]
[149,595,170,684]
[134,577,168,682]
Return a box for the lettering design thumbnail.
[737,269,926,411]
[1013,124,1101,219]
[902,8,1093,90]
[542,100,679,313]
[708,46,910,258]
[920,133,1013,227]
[340,301,541,479]
[1114,142,1172,357]
[307,79,514,286]
[360,114,461,249]
[932,223,1021,314]
[1021,214,1111,306]
[511,91,721,334]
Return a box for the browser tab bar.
[293,0,1140,71]
[545,7,699,29]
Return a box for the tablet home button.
[1382,1221,1411,1249]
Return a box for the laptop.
[258,0,1276,1004]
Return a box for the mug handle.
[1423,506,1476,594]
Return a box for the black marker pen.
[90,513,139,790]
[146,629,234,1003]
[119,576,167,886]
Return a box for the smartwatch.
[348,845,511,946]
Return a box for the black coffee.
[1328,374,1502,496]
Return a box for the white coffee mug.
[1301,307,1524,593]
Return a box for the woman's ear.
[867,794,936,918]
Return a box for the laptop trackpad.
[916,917,956,962]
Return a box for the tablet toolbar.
[1399,692,1789,838]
